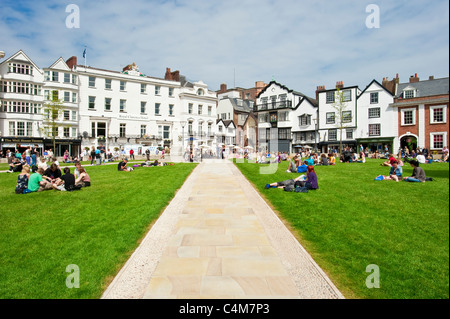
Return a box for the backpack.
[294,187,309,193]
[284,185,294,192]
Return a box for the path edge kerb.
[229,162,345,299]
[101,163,201,299]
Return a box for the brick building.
[389,74,449,154]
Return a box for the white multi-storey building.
[42,57,81,155]
[0,50,44,152]
[255,81,318,153]
[179,79,217,155]
[76,62,182,155]
[316,82,360,153]
[355,79,396,152]
[74,61,217,157]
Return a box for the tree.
[40,90,70,156]
[331,87,352,155]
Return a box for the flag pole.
[84,46,87,68]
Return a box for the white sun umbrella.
[244,145,254,149]
[233,145,241,149]
[303,145,312,149]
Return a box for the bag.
[294,187,309,193]
[374,175,384,181]
[425,177,434,182]
[284,185,294,192]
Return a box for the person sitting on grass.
[416,152,426,164]
[73,161,85,179]
[15,165,31,194]
[381,153,397,167]
[297,160,308,173]
[328,153,336,166]
[27,168,52,192]
[358,151,366,163]
[295,165,319,190]
[44,163,62,184]
[384,160,403,182]
[7,157,24,173]
[38,156,48,171]
[286,155,298,173]
[317,153,329,166]
[118,158,133,172]
[403,160,426,183]
[53,167,76,191]
[75,167,91,187]
[265,165,318,191]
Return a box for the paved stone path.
[102,160,344,299]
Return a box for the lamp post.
[181,121,186,159]
[313,118,318,154]
[0,51,5,59]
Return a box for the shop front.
[1,137,44,157]
[356,137,395,154]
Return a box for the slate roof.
[396,77,449,98]
[229,98,253,113]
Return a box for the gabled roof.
[396,77,449,98]
[0,49,43,74]
[256,80,307,99]
[357,79,394,99]
[223,120,235,128]
[47,57,71,71]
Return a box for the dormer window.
[197,88,204,96]
[404,89,415,99]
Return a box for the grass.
[234,158,449,299]
[0,162,197,299]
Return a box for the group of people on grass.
[263,145,441,193]
[376,155,428,183]
[117,158,172,172]
[14,161,91,194]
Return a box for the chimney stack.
[66,56,77,69]
[164,68,180,81]
[409,73,420,83]
[429,75,434,80]
[220,83,227,93]
[316,85,326,100]
[336,81,344,89]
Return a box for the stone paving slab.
[102,160,344,299]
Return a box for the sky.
[0,0,449,97]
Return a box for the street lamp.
[0,51,5,59]
[313,118,318,154]
[181,121,186,157]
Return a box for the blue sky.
[0,0,448,97]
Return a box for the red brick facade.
[395,94,449,151]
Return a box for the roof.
[357,79,394,98]
[229,98,253,113]
[396,77,449,98]
[256,80,308,99]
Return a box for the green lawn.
[234,159,449,299]
[0,163,197,299]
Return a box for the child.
[15,165,31,194]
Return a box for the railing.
[254,100,293,112]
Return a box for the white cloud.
[0,0,448,96]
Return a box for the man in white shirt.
[416,152,426,164]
